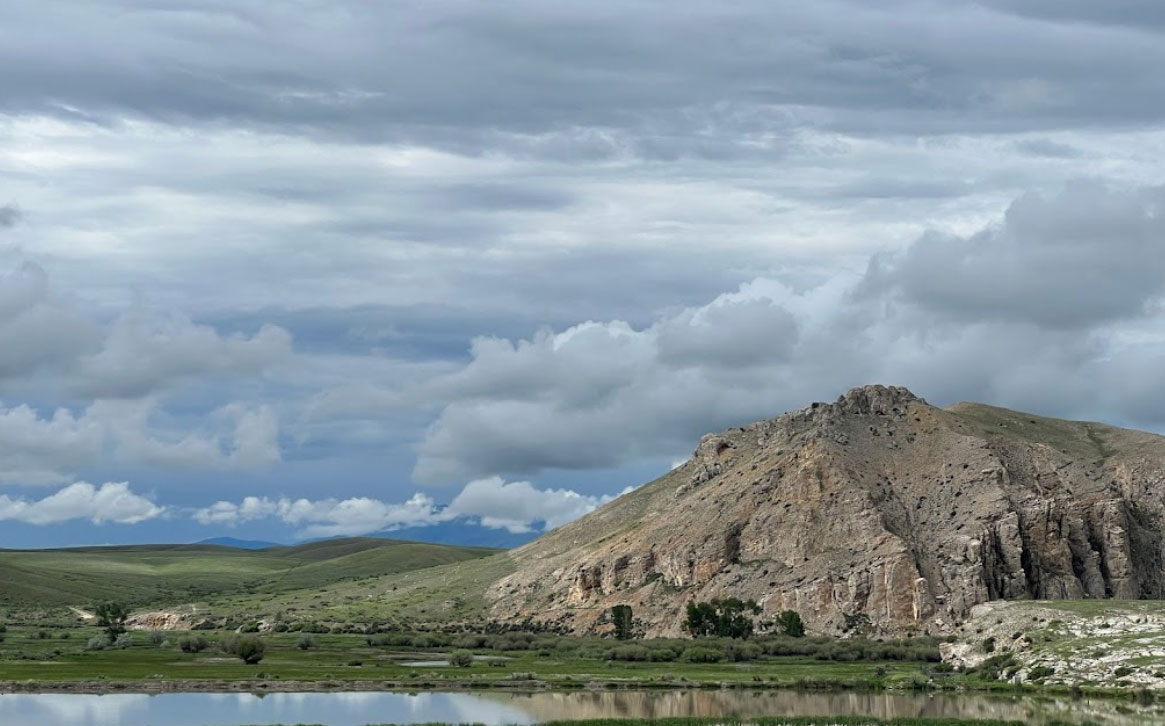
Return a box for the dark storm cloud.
[4,0,1165,153]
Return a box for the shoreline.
[0,678,1140,699]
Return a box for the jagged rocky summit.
[487,385,1165,636]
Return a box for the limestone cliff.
[487,385,1165,636]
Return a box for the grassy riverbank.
[0,625,937,689]
[1,625,1160,708]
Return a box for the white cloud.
[97,401,282,472]
[192,496,283,526]
[192,478,632,537]
[0,482,164,525]
[413,278,824,483]
[74,313,292,399]
[0,262,100,382]
[0,260,293,398]
[0,403,104,485]
[413,183,1165,483]
[193,492,439,538]
[0,399,281,486]
[445,476,629,533]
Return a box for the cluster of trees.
[607,599,804,641]
[683,598,763,638]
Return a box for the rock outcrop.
[487,385,1165,636]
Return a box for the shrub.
[682,645,725,663]
[1027,665,1055,681]
[727,641,762,662]
[297,635,316,651]
[86,635,111,651]
[449,649,475,668]
[148,631,166,646]
[179,636,210,653]
[974,653,1017,681]
[981,636,996,653]
[229,635,266,665]
[113,633,133,649]
[608,645,650,662]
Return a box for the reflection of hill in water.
[474,690,1160,725]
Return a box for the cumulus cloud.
[95,399,282,472]
[414,183,1165,482]
[445,476,630,533]
[0,263,101,381]
[0,399,281,486]
[74,315,292,399]
[0,403,104,485]
[192,477,627,537]
[0,482,164,525]
[0,260,293,397]
[0,260,288,485]
[861,181,1165,328]
[193,493,440,537]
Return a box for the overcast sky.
[2,0,1164,547]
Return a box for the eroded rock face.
[487,385,1165,636]
[127,610,203,631]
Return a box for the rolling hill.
[0,537,499,610]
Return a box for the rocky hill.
[487,385,1165,636]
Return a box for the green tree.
[683,598,761,639]
[610,604,634,640]
[449,649,475,667]
[229,635,266,665]
[776,609,805,637]
[94,601,131,641]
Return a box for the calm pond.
[0,689,1161,725]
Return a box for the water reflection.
[0,689,1160,726]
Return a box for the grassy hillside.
[0,538,499,611]
[198,550,517,626]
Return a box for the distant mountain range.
[367,518,539,549]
